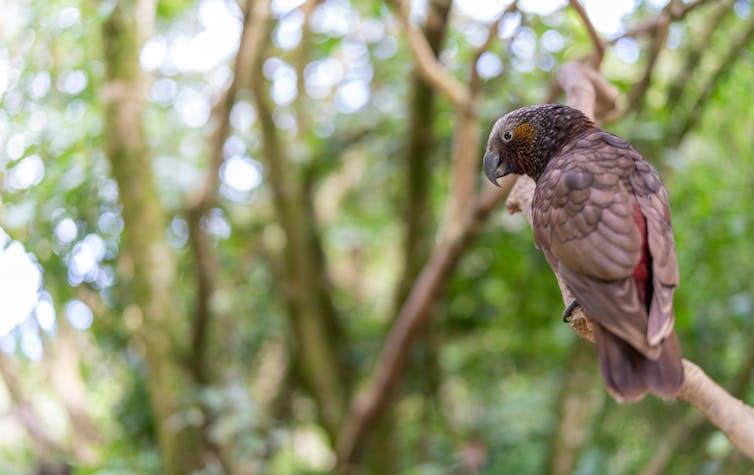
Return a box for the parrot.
[483,104,683,402]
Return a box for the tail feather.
[593,323,683,402]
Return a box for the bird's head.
[483,104,595,185]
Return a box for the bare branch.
[249,0,349,441]
[610,0,719,44]
[390,0,471,108]
[0,353,67,455]
[678,361,754,458]
[555,62,618,122]
[337,180,515,470]
[469,1,518,93]
[641,340,754,475]
[568,0,605,67]
[186,0,259,214]
[447,4,524,235]
[393,0,452,313]
[625,0,673,115]
[294,0,320,134]
[446,108,482,232]
[665,0,734,110]
[673,14,754,144]
[184,0,261,387]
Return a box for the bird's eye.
[503,130,513,142]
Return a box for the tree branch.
[556,62,619,122]
[376,2,453,468]
[568,0,605,67]
[389,0,471,109]
[248,0,349,442]
[0,353,67,456]
[184,0,258,386]
[294,0,320,134]
[665,0,734,111]
[673,13,754,145]
[609,0,719,44]
[448,4,520,234]
[469,1,517,94]
[336,182,515,470]
[639,265,754,475]
[505,61,754,461]
[677,360,754,458]
[625,0,673,114]
[393,0,451,316]
[102,1,203,472]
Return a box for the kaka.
[483,104,683,402]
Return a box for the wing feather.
[533,129,678,358]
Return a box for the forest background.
[1,0,754,474]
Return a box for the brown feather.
[532,128,683,400]
[593,323,683,402]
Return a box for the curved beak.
[483,151,505,187]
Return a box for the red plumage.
[631,198,651,309]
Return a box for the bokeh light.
[0,236,42,338]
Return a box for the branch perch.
[505,61,754,460]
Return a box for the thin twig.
[294,0,320,134]
[185,0,258,385]
[673,13,754,145]
[250,0,349,442]
[665,0,734,111]
[469,1,518,94]
[568,0,605,67]
[186,0,259,213]
[389,0,471,109]
[610,0,718,44]
[392,0,452,314]
[0,353,68,455]
[625,0,674,115]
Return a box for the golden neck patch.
[514,122,535,144]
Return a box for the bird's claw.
[562,300,579,323]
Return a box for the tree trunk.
[102,2,202,473]
[247,0,349,441]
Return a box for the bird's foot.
[562,300,580,323]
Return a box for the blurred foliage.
[0,0,753,473]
